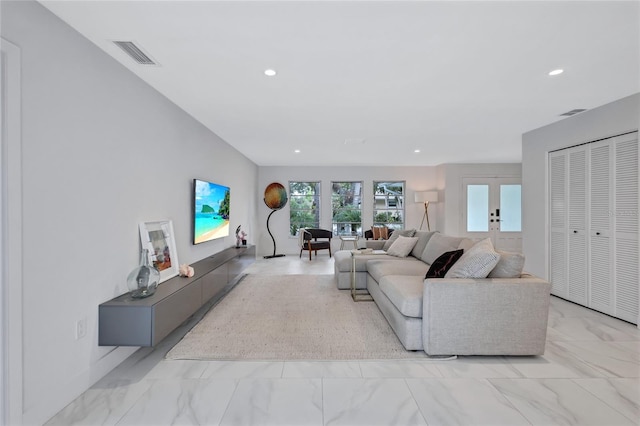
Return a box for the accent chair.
[299,228,333,260]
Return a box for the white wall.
[522,93,640,279]
[1,2,258,424]
[257,166,438,256]
[437,163,522,237]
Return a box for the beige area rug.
[166,274,427,360]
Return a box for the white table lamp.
[414,191,439,231]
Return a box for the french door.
[462,177,522,252]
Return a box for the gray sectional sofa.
[333,230,551,356]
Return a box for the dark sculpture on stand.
[263,182,288,259]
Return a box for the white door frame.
[1,37,23,426]
[461,176,522,251]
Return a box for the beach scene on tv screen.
[194,180,230,244]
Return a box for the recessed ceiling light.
[414,149,421,153]
[294,149,300,153]
[264,69,277,77]
[548,69,564,76]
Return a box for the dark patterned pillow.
[425,249,464,278]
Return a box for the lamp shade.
[414,191,439,203]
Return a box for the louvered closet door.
[567,147,588,305]
[549,152,568,298]
[589,141,613,315]
[613,133,639,323]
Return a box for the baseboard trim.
[21,346,137,426]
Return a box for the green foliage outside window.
[332,181,362,236]
[289,182,320,236]
[373,181,404,230]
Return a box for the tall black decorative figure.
[263,182,288,259]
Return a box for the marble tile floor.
[47,256,640,425]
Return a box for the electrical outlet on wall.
[75,318,87,340]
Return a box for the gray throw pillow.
[411,231,436,258]
[382,229,416,251]
[421,233,464,265]
[457,238,476,251]
[386,235,419,258]
[488,250,525,278]
[445,238,501,279]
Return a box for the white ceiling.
[40,1,640,167]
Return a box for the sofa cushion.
[386,235,419,258]
[458,238,476,251]
[421,233,464,265]
[379,275,425,318]
[410,231,436,258]
[425,249,464,278]
[367,259,427,282]
[488,250,525,278]
[364,240,386,250]
[445,238,501,278]
[382,229,416,250]
[334,250,404,273]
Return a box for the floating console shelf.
[99,245,255,347]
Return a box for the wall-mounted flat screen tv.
[193,179,230,244]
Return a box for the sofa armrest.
[422,276,551,356]
[365,240,386,250]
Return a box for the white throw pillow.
[445,238,501,278]
[386,235,419,258]
[382,229,416,251]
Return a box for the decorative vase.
[127,249,160,298]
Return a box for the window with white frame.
[332,181,362,236]
[373,181,405,231]
[289,181,320,236]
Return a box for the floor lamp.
[415,191,439,231]
[263,182,288,259]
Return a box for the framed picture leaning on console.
[139,220,179,283]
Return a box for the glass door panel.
[499,184,522,232]
[467,185,489,232]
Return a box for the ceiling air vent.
[559,109,587,117]
[113,41,157,65]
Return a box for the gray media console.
[99,245,256,347]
